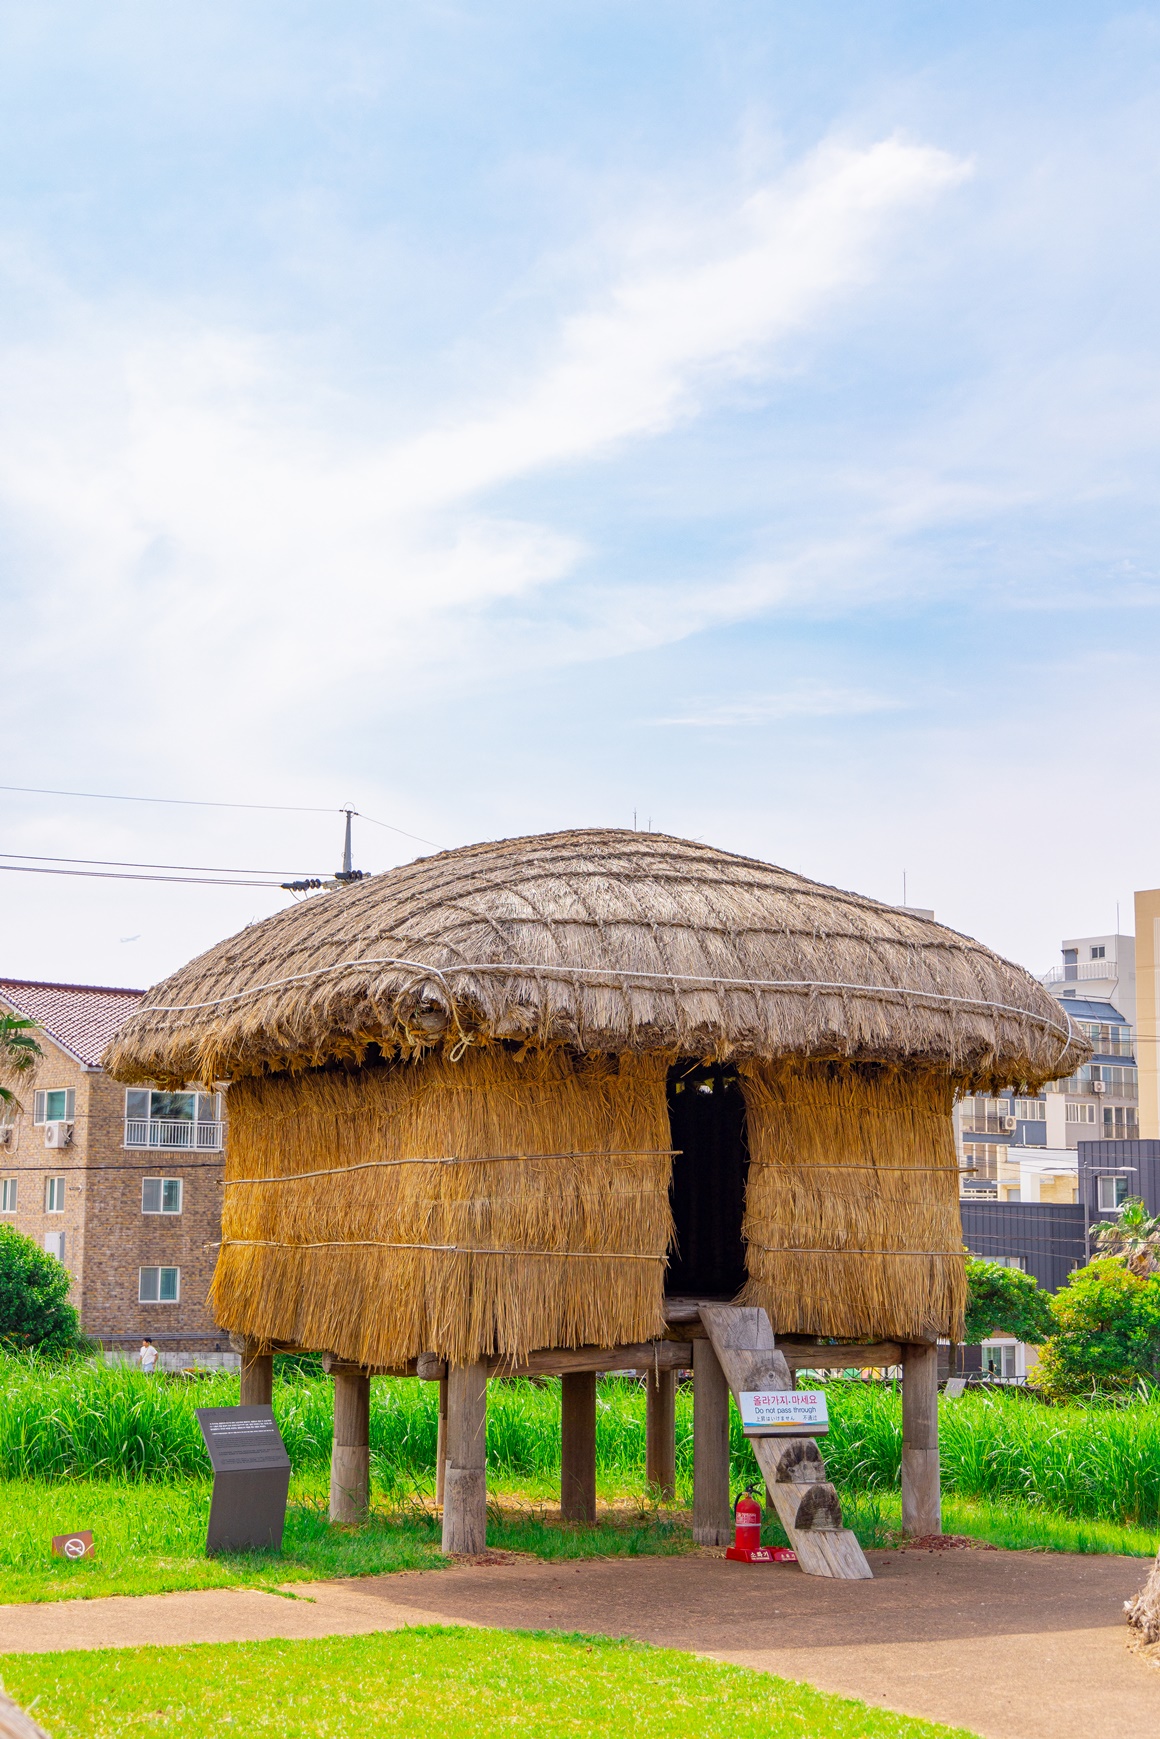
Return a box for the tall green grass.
[4,1359,1160,1528]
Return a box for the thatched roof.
[103,828,1086,1090]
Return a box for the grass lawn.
[1,1626,976,1738]
[0,1474,1153,1608]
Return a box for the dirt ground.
[0,1548,1155,1739]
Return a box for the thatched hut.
[106,829,1084,1573]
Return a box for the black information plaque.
[195,1405,292,1555]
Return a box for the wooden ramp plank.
[698,1304,872,1581]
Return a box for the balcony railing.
[125,1119,223,1151]
[1040,961,1117,985]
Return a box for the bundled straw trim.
[224,1239,663,1260]
[739,1060,966,1342]
[210,1046,673,1366]
[104,828,1089,1090]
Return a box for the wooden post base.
[646,1366,676,1500]
[330,1369,371,1523]
[560,1370,597,1523]
[442,1362,488,1555]
[239,1344,273,1407]
[901,1341,941,1537]
[692,1337,731,1545]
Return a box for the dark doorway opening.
[665,1061,749,1298]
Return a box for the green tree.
[1092,1198,1160,1277]
[1035,1257,1160,1395]
[964,1257,1056,1344]
[0,1012,41,1116]
[0,1226,82,1356]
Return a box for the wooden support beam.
[901,1341,941,1538]
[646,1366,676,1500]
[417,1341,694,1382]
[239,1340,273,1407]
[692,1337,731,1546]
[442,1362,488,1555]
[329,1369,370,1523]
[560,1371,597,1523]
[776,1339,903,1372]
[435,1374,448,1509]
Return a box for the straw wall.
[211,1047,673,1368]
[738,1061,966,1342]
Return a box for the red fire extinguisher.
[734,1488,763,1554]
[726,1487,797,1565]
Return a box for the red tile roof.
[0,979,144,1068]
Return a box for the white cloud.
[651,686,902,728]
[0,132,967,765]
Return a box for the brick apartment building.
[0,978,228,1359]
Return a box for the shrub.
[0,1226,83,1356]
[964,1257,1055,1344]
[1036,1258,1160,1396]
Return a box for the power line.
[0,783,442,847]
[0,851,322,875]
[0,864,287,889]
[0,783,338,815]
[353,811,442,849]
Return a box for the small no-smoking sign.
[52,1531,94,1560]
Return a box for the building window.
[1103,1107,1139,1138]
[44,1231,65,1262]
[1096,1175,1129,1212]
[0,1179,15,1213]
[32,1089,75,1125]
[1090,945,1106,960]
[124,1090,222,1151]
[44,1177,65,1213]
[987,1256,1026,1271]
[1066,1103,1097,1123]
[1013,1099,1046,1121]
[1078,1022,1133,1058]
[962,1142,1005,1179]
[138,1266,180,1303]
[959,1097,1016,1135]
[141,1177,183,1215]
[981,1343,1018,1379]
[1092,1065,1138,1094]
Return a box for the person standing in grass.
[139,1337,158,1375]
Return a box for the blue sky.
[1,2,1158,988]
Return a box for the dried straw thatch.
[739,1062,965,1341]
[104,828,1083,1360]
[105,828,1084,1090]
[214,1047,672,1366]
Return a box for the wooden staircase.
[699,1304,873,1580]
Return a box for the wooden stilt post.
[435,1374,448,1508]
[692,1337,731,1545]
[560,1370,597,1523]
[442,1362,488,1555]
[239,1340,273,1407]
[646,1366,676,1500]
[901,1341,941,1538]
[329,1368,371,1523]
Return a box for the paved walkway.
[0,1549,1156,1739]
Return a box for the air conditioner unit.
[1001,1115,1017,1132]
[43,1121,73,1149]
[1091,1081,1106,1095]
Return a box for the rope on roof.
[139,951,1075,1046]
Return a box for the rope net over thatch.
[214,1048,673,1366]
[105,828,1084,1362]
[739,1062,966,1342]
[105,829,1086,1090]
